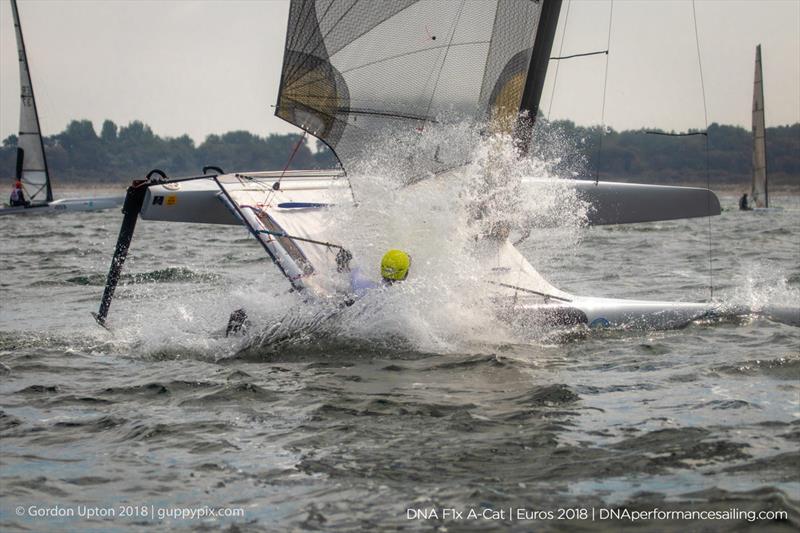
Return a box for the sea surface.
[0,191,798,532]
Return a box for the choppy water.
[1,191,798,531]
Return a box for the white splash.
[110,120,591,358]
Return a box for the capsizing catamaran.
[0,0,123,216]
[93,0,797,331]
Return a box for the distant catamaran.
[1,0,123,216]
[750,44,768,209]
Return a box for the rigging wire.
[422,0,466,124]
[645,131,707,137]
[254,227,346,252]
[249,130,310,217]
[691,0,714,301]
[487,281,572,303]
[274,130,308,191]
[240,130,308,220]
[551,50,607,61]
[545,0,572,120]
[595,0,614,185]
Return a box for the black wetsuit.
[739,194,750,211]
[9,188,27,207]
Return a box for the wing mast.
[751,44,768,208]
[517,0,562,156]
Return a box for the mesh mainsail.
[11,0,51,204]
[275,0,547,175]
[751,44,768,208]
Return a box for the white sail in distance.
[751,44,768,208]
[11,0,52,204]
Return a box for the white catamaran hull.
[507,297,718,330]
[137,173,721,228]
[48,196,124,212]
[517,298,797,329]
[0,196,124,216]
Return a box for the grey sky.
[1,0,798,144]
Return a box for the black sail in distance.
[11,0,52,204]
[275,0,561,176]
[751,44,768,208]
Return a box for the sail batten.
[751,44,768,208]
[275,0,561,175]
[11,0,52,204]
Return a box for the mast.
[11,0,52,203]
[517,0,563,156]
[751,44,768,208]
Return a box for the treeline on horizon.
[0,119,339,184]
[0,118,798,187]
[531,120,799,187]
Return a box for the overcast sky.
[1,0,798,144]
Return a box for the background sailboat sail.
[275,0,557,176]
[11,0,52,205]
[751,44,768,208]
[1,0,124,216]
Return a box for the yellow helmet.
[380,249,411,281]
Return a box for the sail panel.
[276,0,545,174]
[484,239,571,301]
[751,44,768,208]
[11,0,51,204]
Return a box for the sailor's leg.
[226,308,249,336]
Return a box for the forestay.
[275,0,548,176]
[11,0,51,204]
[751,44,768,208]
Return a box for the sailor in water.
[739,193,751,211]
[226,249,411,335]
[9,180,28,207]
[349,249,411,298]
